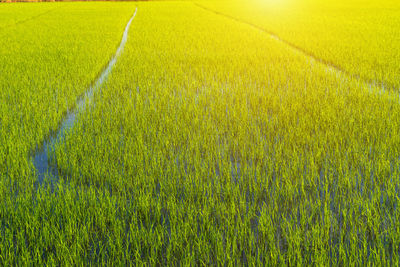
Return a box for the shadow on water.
[32,8,138,190]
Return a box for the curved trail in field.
[32,7,138,187]
[193,2,396,97]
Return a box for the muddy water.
[32,8,138,186]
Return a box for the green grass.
[0,2,136,184]
[1,0,400,265]
[0,3,57,27]
[196,0,400,91]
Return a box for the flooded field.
[1,0,400,265]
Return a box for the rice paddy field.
[1,0,400,265]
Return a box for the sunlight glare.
[255,0,292,9]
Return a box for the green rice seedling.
[0,2,136,186]
[0,3,57,28]
[195,0,400,90]
[1,0,400,265]
[50,1,400,264]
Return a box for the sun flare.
[259,0,289,7]
[1,0,399,264]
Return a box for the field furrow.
[0,1,399,265]
[47,2,400,264]
[0,2,136,184]
[193,2,397,97]
[32,7,138,186]
[195,0,400,91]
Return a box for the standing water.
[32,8,138,186]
